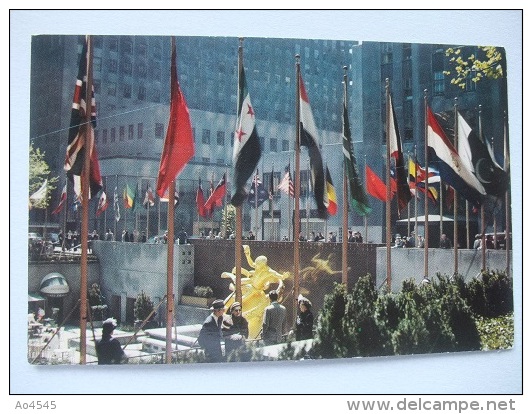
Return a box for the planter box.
[180,295,215,308]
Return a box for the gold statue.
[221,245,290,339]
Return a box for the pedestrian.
[95,318,127,365]
[197,299,226,363]
[262,290,287,345]
[295,295,314,341]
[177,227,188,245]
[439,233,452,249]
[222,302,249,360]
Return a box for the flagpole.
[414,146,418,242]
[255,169,259,239]
[439,179,443,237]
[342,67,350,285]
[288,158,292,241]
[491,136,498,251]
[165,179,175,363]
[79,35,94,364]
[294,54,302,314]
[306,159,310,241]
[504,110,510,275]
[234,37,245,306]
[114,175,118,238]
[479,105,486,271]
[385,79,392,290]
[424,89,429,279]
[270,163,274,241]
[363,155,368,243]
[453,98,459,274]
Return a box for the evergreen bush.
[134,290,154,322]
[467,270,513,318]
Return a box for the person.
[221,245,289,339]
[262,290,287,345]
[354,231,363,243]
[95,318,127,365]
[406,232,415,248]
[197,299,226,362]
[327,232,336,242]
[295,295,314,341]
[141,231,147,243]
[247,230,255,240]
[439,233,452,249]
[36,307,45,323]
[417,234,425,248]
[393,234,404,248]
[222,302,249,359]
[177,227,188,245]
[473,234,482,250]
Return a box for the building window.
[137,62,147,78]
[282,139,289,151]
[122,38,133,54]
[270,138,277,152]
[381,42,393,64]
[110,127,116,142]
[94,130,99,144]
[137,123,143,139]
[119,126,125,141]
[432,49,445,95]
[122,61,132,76]
[102,129,107,144]
[128,124,134,140]
[93,36,102,49]
[202,129,211,144]
[216,131,225,146]
[153,63,161,81]
[109,59,117,73]
[108,82,116,97]
[402,43,412,60]
[137,42,147,57]
[109,37,118,51]
[217,158,225,165]
[138,85,145,101]
[153,89,161,103]
[123,84,131,98]
[202,157,210,163]
[93,57,102,72]
[155,123,164,139]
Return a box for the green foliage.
[443,46,504,89]
[29,144,57,208]
[476,314,514,350]
[466,270,513,318]
[193,286,214,298]
[221,204,236,238]
[134,291,154,322]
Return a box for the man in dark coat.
[222,302,249,359]
[95,318,127,365]
[197,299,226,362]
[262,290,287,345]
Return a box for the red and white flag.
[51,184,67,215]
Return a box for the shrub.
[467,270,513,318]
[134,291,154,322]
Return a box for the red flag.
[196,178,207,218]
[51,184,67,215]
[366,165,395,202]
[204,173,226,213]
[96,191,109,217]
[156,38,194,198]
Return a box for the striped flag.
[196,178,208,218]
[51,184,67,215]
[96,191,109,217]
[123,184,135,209]
[324,166,338,215]
[143,186,155,208]
[63,36,102,200]
[113,187,120,222]
[278,164,294,197]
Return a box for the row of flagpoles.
[46,35,509,364]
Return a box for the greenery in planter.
[466,270,513,318]
[193,286,214,298]
[134,291,155,322]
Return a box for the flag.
[427,107,486,206]
[204,173,227,212]
[51,184,67,215]
[299,74,327,218]
[457,112,508,198]
[96,191,109,217]
[143,186,155,208]
[156,38,194,198]
[388,94,412,213]
[72,198,81,212]
[160,187,179,205]
[231,64,262,206]
[278,164,294,197]
[123,184,135,209]
[247,172,269,208]
[408,158,438,203]
[29,179,48,207]
[113,186,120,222]
[133,185,144,212]
[342,99,371,216]
[196,178,208,218]
[366,165,391,202]
[324,166,338,215]
[63,37,102,200]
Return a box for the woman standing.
[295,295,314,341]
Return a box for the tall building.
[29,35,508,242]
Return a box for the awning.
[40,272,70,297]
[28,292,46,302]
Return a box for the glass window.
[119,126,125,141]
[270,138,277,152]
[109,37,118,51]
[107,82,116,96]
[93,57,101,72]
[102,129,107,144]
[282,139,289,151]
[122,61,132,76]
[155,123,164,139]
[202,129,211,144]
[94,130,99,144]
[128,124,134,140]
[110,127,115,142]
[123,84,131,98]
[138,85,145,101]
[216,131,225,146]
[137,123,143,139]
[109,59,117,73]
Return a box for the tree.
[444,46,504,89]
[29,143,57,208]
[220,204,236,238]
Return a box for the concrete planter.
[180,295,215,308]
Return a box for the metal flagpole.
[492,136,498,251]
[479,105,486,271]
[424,89,429,279]
[504,111,510,275]
[306,159,310,240]
[363,155,368,243]
[453,97,459,275]
[385,80,392,290]
[79,35,94,364]
[270,163,274,241]
[114,175,118,239]
[414,146,418,242]
[255,169,259,239]
[342,67,350,286]
[294,54,302,316]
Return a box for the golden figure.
[300,253,343,283]
[221,245,290,339]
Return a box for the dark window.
[155,123,164,139]
[109,37,118,51]
[202,129,211,144]
[109,59,117,73]
[93,36,102,49]
[123,84,131,98]
[122,38,133,54]
[202,157,210,163]
[93,57,102,72]
[270,138,277,152]
[128,124,134,140]
[432,49,445,95]
[108,82,116,97]
[138,85,145,101]
[92,80,100,95]
[110,127,115,142]
[137,42,147,57]
[94,130,99,144]
[153,89,161,103]
[216,131,225,145]
[282,140,289,151]
[137,62,147,78]
[122,61,132,76]
[137,123,143,139]
[119,126,125,141]
[102,129,107,144]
